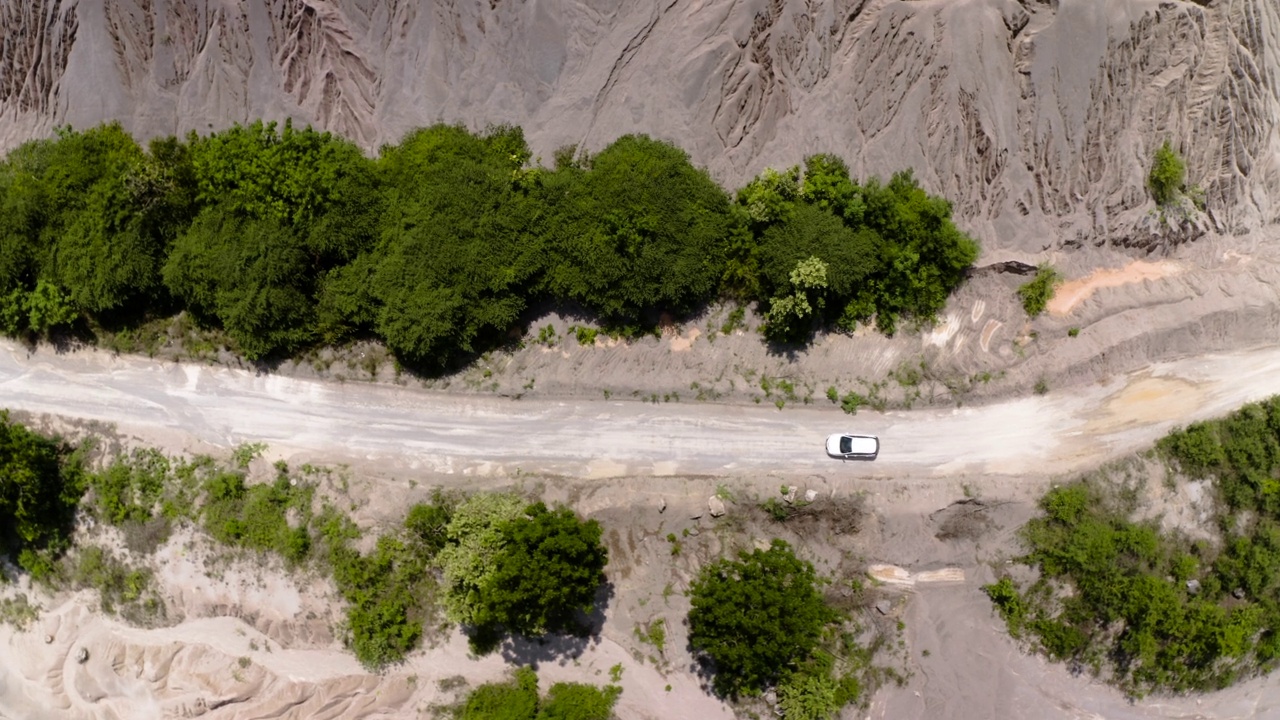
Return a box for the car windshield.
[840,436,853,454]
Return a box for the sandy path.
[3,340,1280,480]
[1047,259,1186,316]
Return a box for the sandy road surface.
[3,340,1280,479]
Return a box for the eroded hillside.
[0,0,1277,253]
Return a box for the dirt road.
[4,340,1280,479]
[10,338,1280,720]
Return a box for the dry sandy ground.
[7,331,1280,482]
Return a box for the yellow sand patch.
[669,327,702,352]
[1085,374,1206,434]
[868,564,965,586]
[1048,260,1184,316]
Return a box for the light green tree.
[437,492,525,625]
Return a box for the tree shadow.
[484,580,616,668]
[683,631,725,699]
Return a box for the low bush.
[1017,264,1059,318]
[456,667,621,720]
[1148,140,1186,207]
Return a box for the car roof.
[843,435,878,454]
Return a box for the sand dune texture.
[0,0,1276,254]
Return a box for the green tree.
[764,256,830,343]
[688,539,836,697]
[800,154,861,222]
[23,281,78,335]
[438,492,527,626]
[1148,140,1186,207]
[0,123,182,318]
[359,124,543,367]
[737,166,800,227]
[168,120,379,359]
[477,502,608,636]
[0,411,84,572]
[164,206,317,359]
[857,170,979,333]
[543,134,734,322]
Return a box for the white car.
[825,433,879,461]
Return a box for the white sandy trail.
[4,341,1280,478]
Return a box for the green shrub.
[777,670,841,720]
[982,577,1028,637]
[989,446,1280,696]
[688,539,837,697]
[721,306,746,335]
[1148,140,1186,207]
[87,448,170,524]
[537,682,622,720]
[404,499,452,556]
[0,411,84,567]
[456,667,622,720]
[202,473,314,563]
[1017,264,1059,318]
[460,666,540,720]
[570,325,599,346]
[840,392,866,415]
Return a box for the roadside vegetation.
[449,666,622,720]
[986,395,1280,696]
[0,121,978,370]
[688,539,871,717]
[0,416,608,670]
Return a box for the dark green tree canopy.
[688,539,836,697]
[0,411,84,573]
[0,122,978,368]
[354,124,543,367]
[543,134,735,320]
[477,502,609,636]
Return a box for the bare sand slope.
[3,337,1280,480]
[0,598,732,720]
[1,0,1276,254]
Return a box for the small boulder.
[76,647,89,664]
[690,512,703,520]
[687,528,700,537]
[1233,587,1247,599]
[708,496,726,518]
[1186,579,1201,595]
[804,489,819,503]
[43,634,53,644]
[659,498,667,514]
[783,485,798,504]
[875,600,893,616]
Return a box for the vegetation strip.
[0,121,976,370]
